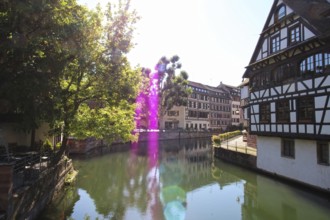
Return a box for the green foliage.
[70,101,136,143]
[212,135,221,146]
[0,0,142,151]
[56,142,62,150]
[212,130,242,146]
[42,139,53,151]
[65,170,78,185]
[149,55,192,115]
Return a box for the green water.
[38,138,330,220]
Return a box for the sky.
[78,0,274,87]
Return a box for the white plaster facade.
[257,136,330,191]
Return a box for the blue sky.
[78,0,274,87]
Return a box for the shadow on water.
[38,137,330,220]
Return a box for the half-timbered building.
[243,0,330,191]
[159,81,236,132]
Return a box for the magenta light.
[133,71,160,166]
[149,72,159,130]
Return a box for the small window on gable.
[271,35,280,53]
[289,25,301,45]
[275,5,286,22]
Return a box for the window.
[188,110,198,117]
[198,112,208,119]
[315,53,323,73]
[260,103,271,123]
[251,71,271,88]
[275,5,286,21]
[165,121,178,129]
[325,53,330,66]
[317,142,329,165]
[300,53,330,75]
[282,139,295,158]
[289,26,300,45]
[272,64,295,84]
[168,111,179,116]
[297,97,314,122]
[277,100,290,122]
[271,35,280,53]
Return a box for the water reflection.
[38,137,330,220]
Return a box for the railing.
[0,150,55,189]
[214,135,257,156]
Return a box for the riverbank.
[68,130,215,155]
[213,136,330,197]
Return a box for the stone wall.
[247,133,257,148]
[0,158,73,220]
[68,131,214,155]
[214,147,257,169]
[137,131,214,142]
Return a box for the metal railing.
[0,150,54,189]
[219,138,257,156]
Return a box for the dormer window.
[275,5,286,22]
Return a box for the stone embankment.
[213,135,257,169]
[68,130,215,155]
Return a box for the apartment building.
[159,81,239,132]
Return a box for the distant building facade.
[159,81,242,132]
[218,82,242,127]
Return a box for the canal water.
[38,137,330,220]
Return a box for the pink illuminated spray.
[147,72,161,218]
[148,72,159,130]
[148,72,159,167]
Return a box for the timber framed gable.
[243,0,330,140]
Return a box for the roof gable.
[243,0,330,78]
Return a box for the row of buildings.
[159,81,242,132]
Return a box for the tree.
[52,0,141,151]
[138,55,192,129]
[0,0,142,154]
[0,0,82,146]
[154,55,192,115]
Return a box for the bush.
[212,130,242,146]
[212,135,221,145]
[42,139,53,152]
[55,142,62,151]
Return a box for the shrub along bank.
[212,130,242,146]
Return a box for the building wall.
[231,100,241,126]
[159,81,241,131]
[249,75,330,138]
[0,123,52,147]
[257,136,330,191]
[159,106,186,130]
